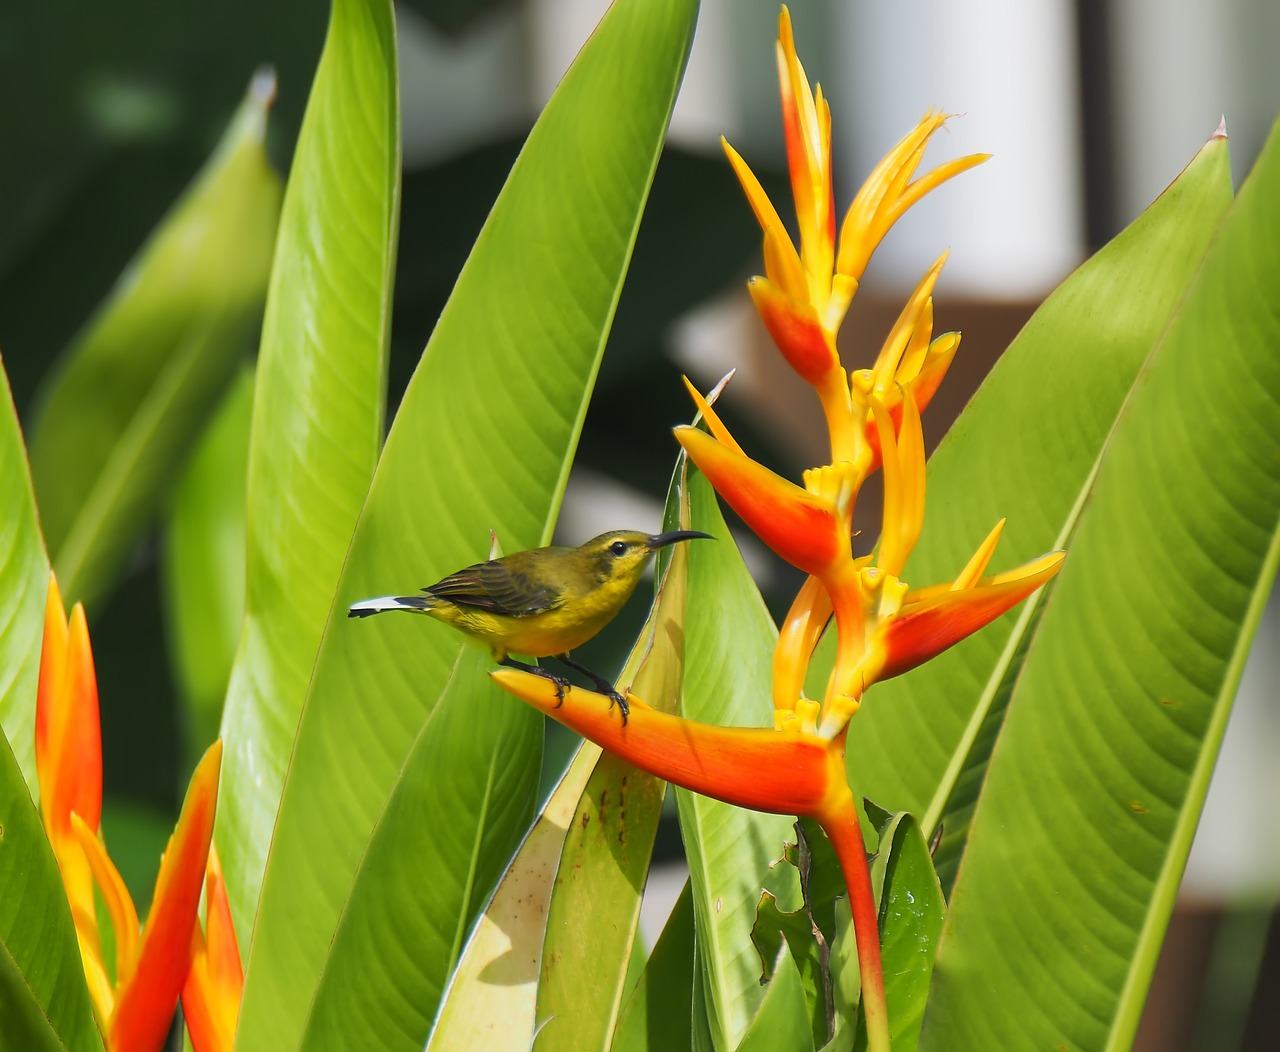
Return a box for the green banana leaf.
[611,882,697,1052]
[0,362,50,792]
[425,741,604,1049]
[533,539,692,1051]
[160,367,252,762]
[294,644,542,1052]
[733,944,815,1052]
[826,129,1236,890]
[214,0,400,949]
[919,120,1280,1050]
[0,354,92,1042]
[677,466,797,1049]
[236,2,699,1048]
[854,813,944,1052]
[26,76,282,612]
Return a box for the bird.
[348,529,713,722]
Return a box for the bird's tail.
[347,594,438,618]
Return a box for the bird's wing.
[424,561,563,617]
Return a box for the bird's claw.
[607,690,630,726]
[551,676,570,708]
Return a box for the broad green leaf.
[853,814,943,1052]
[425,741,602,1050]
[749,821,853,1049]
[214,0,400,950]
[677,466,796,1049]
[26,75,282,611]
[827,899,861,1052]
[733,944,815,1052]
[0,731,102,1051]
[237,2,698,1048]
[921,120,1280,1050]
[533,528,693,1051]
[611,881,696,1052]
[0,360,50,792]
[749,889,830,1048]
[297,646,542,1051]
[691,937,716,1052]
[825,130,1236,887]
[161,368,252,761]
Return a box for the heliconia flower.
[491,13,1060,1051]
[851,253,961,465]
[35,572,225,1052]
[182,845,244,1052]
[876,548,1066,684]
[36,574,108,1008]
[723,6,987,411]
[673,376,855,578]
[817,398,1065,732]
[772,574,834,713]
[72,742,221,1052]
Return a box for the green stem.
[820,793,890,1052]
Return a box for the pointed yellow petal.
[953,519,1005,590]
[762,225,809,302]
[870,399,904,574]
[909,332,960,416]
[871,397,924,578]
[681,376,743,455]
[773,575,833,710]
[900,254,951,380]
[776,13,813,217]
[872,253,948,392]
[837,112,945,279]
[896,152,991,222]
[722,137,796,259]
[824,273,858,334]
[182,845,243,1052]
[35,572,68,804]
[72,813,140,992]
[37,577,103,842]
[49,827,108,1023]
[899,394,926,562]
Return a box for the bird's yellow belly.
[499,616,603,657]
[444,605,608,659]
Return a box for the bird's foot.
[607,690,630,726]
[545,672,571,707]
[498,657,570,705]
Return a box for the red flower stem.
[818,794,889,1052]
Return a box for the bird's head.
[577,529,714,589]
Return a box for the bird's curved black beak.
[646,530,715,549]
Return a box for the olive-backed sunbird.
[348,529,712,721]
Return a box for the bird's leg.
[554,654,630,725]
[498,656,570,706]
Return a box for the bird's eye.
[609,540,628,557]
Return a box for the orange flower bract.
[35,572,232,1051]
